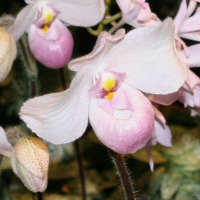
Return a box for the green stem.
[87,23,104,36]
[59,68,87,200]
[102,12,122,25]
[109,149,137,200]
[108,19,125,34]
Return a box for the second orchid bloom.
[8,0,105,69]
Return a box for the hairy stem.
[109,149,137,200]
[59,68,86,200]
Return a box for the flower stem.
[109,19,125,34]
[102,12,122,25]
[108,149,137,200]
[87,23,104,36]
[59,67,86,200]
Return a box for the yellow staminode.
[103,77,116,92]
[105,91,115,100]
[44,11,54,24]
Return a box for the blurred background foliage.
[2,0,200,199]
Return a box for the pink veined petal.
[173,0,187,34]
[104,18,187,94]
[8,2,43,41]
[0,127,13,157]
[28,19,73,69]
[89,83,154,154]
[185,0,197,18]
[179,31,200,41]
[20,64,97,144]
[144,92,180,106]
[183,44,200,67]
[180,8,200,33]
[154,119,172,147]
[48,0,105,27]
[69,29,125,72]
[186,69,200,89]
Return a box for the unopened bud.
[0,27,17,82]
[11,137,49,192]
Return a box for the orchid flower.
[116,0,162,28]
[177,44,200,116]
[0,27,17,82]
[20,18,187,155]
[8,0,105,69]
[0,127,49,192]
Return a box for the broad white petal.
[20,65,96,144]
[48,0,105,27]
[89,84,154,154]
[8,3,42,41]
[0,127,13,157]
[69,29,125,71]
[104,18,187,94]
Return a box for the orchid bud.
[11,137,49,192]
[0,27,17,81]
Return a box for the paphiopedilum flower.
[20,19,187,154]
[116,0,162,28]
[8,0,105,69]
[0,27,17,82]
[0,127,49,192]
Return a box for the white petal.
[8,3,42,41]
[48,0,105,27]
[0,127,13,157]
[154,120,172,147]
[104,18,187,94]
[69,29,125,72]
[20,65,96,144]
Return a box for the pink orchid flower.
[116,0,162,28]
[20,19,187,155]
[8,0,105,69]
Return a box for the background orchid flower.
[174,0,200,52]
[177,44,200,116]
[8,0,105,69]
[0,27,17,82]
[116,0,162,28]
[0,127,49,192]
[20,18,187,154]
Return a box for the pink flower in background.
[116,0,161,28]
[8,0,105,69]
[20,19,187,155]
[178,44,200,116]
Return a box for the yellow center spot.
[105,92,115,100]
[44,11,54,24]
[42,24,49,33]
[103,78,116,92]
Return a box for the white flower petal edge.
[20,65,96,144]
[70,18,187,95]
[8,3,42,41]
[105,18,187,94]
[48,0,105,27]
[0,127,13,158]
